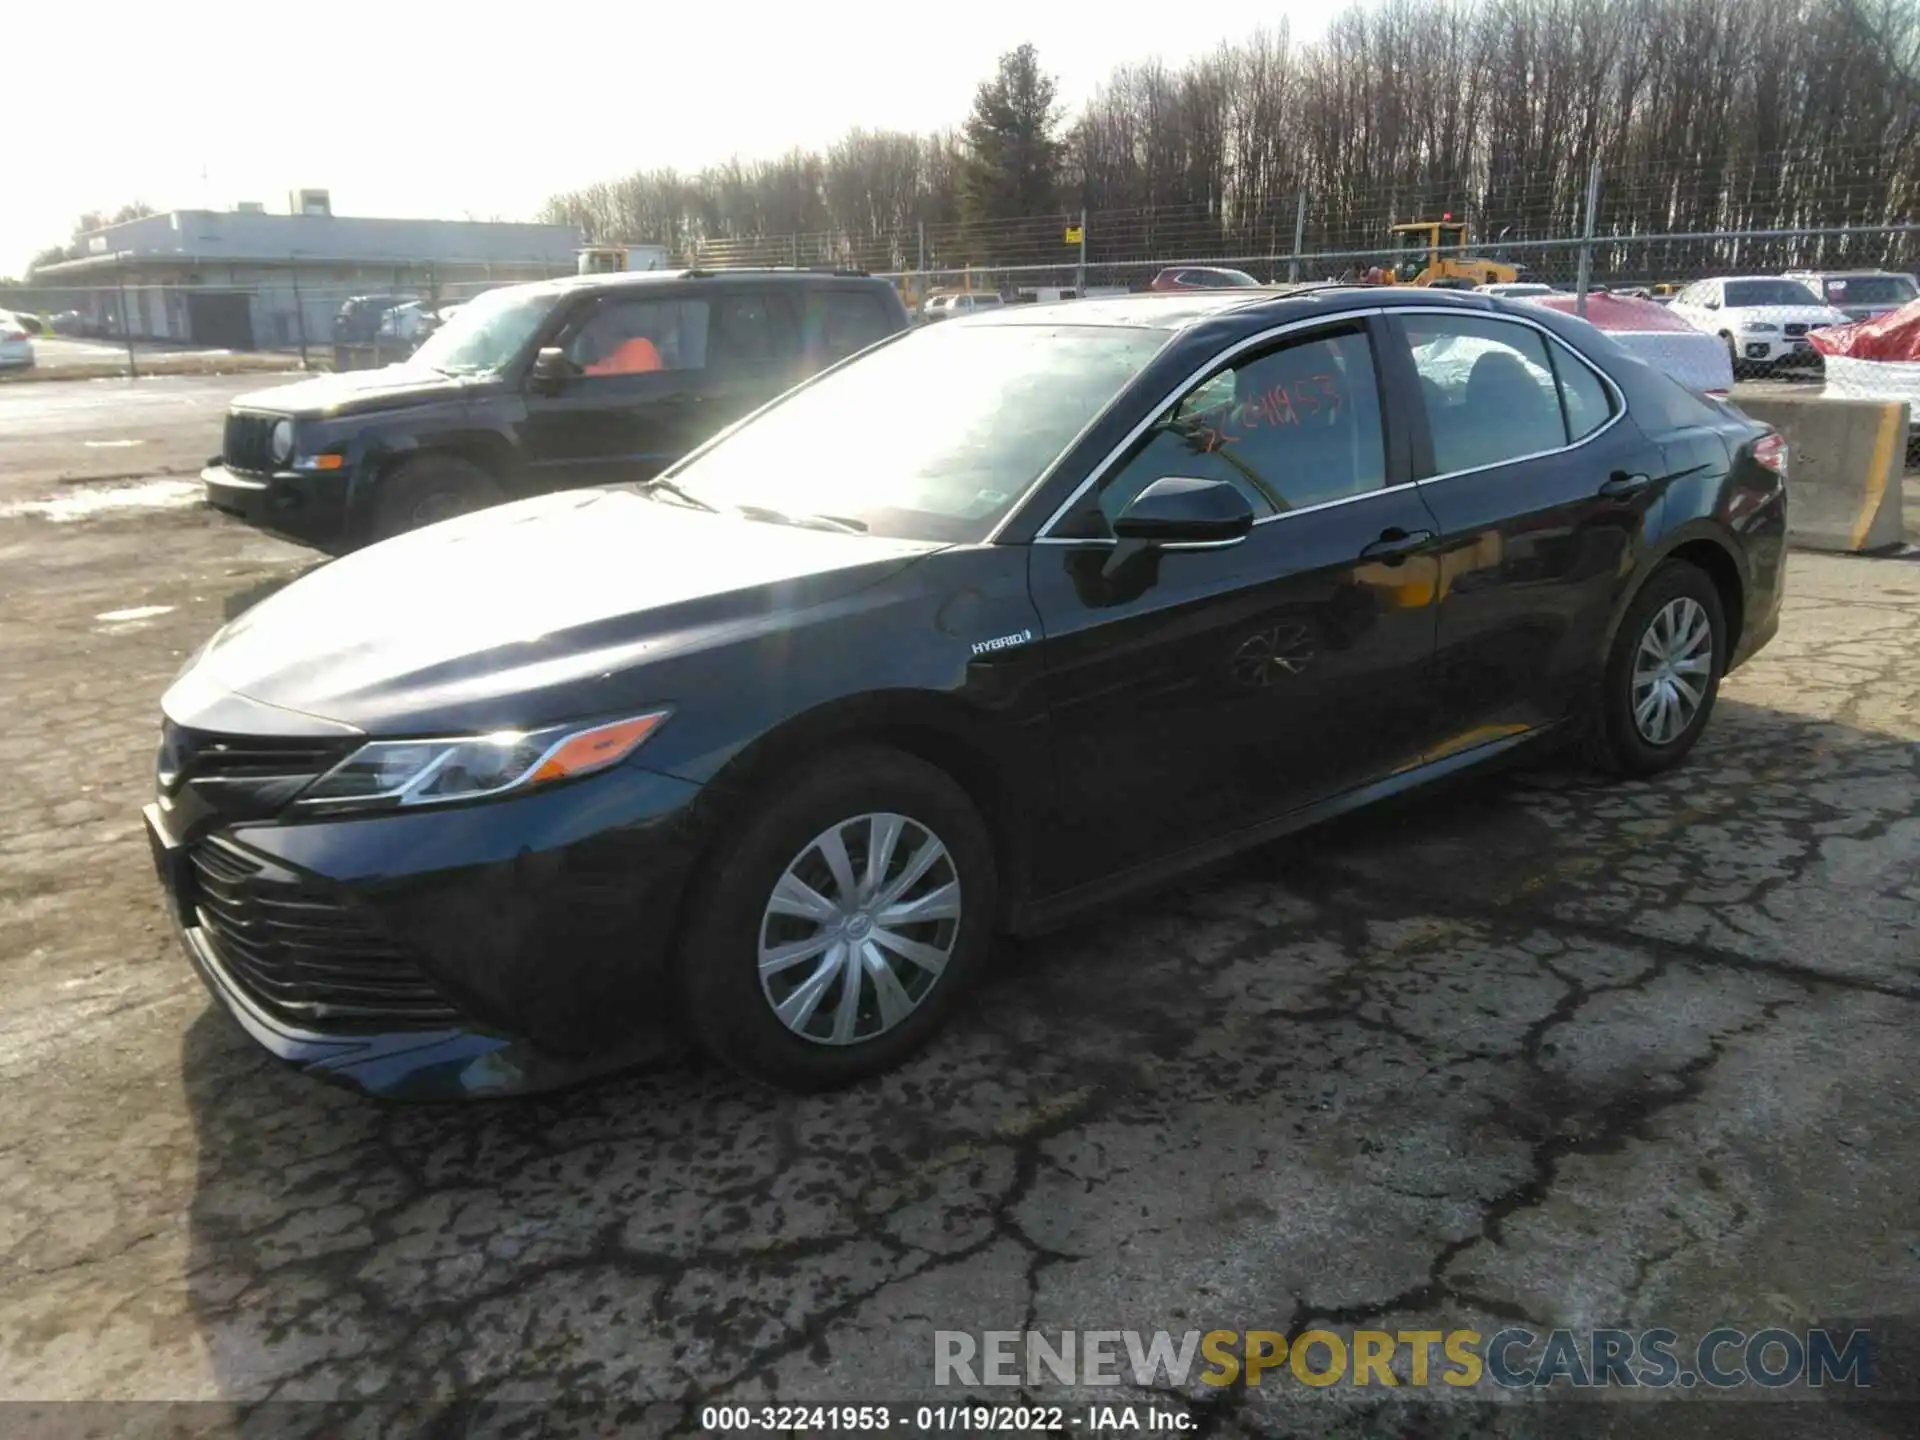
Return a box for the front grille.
[162,721,349,788]
[190,837,462,1031]
[1784,323,1809,337]
[161,725,349,794]
[223,411,278,474]
[158,721,355,827]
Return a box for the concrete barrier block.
[1731,394,1909,553]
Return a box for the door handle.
[1599,470,1652,499]
[1358,527,1435,563]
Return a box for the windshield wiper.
[732,504,867,534]
[641,476,719,512]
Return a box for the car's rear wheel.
[677,747,997,1091]
[1584,561,1727,777]
[370,454,505,541]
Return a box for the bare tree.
[539,0,1920,279]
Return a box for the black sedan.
[145,286,1787,1099]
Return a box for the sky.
[5,1,1334,279]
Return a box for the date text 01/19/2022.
[699,1404,1193,1432]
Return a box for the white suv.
[1667,276,1850,369]
[920,292,1005,323]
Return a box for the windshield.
[1823,275,1917,306]
[664,322,1170,543]
[410,286,559,375]
[1724,279,1822,307]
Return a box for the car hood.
[231,363,484,419]
[176,488,940,733]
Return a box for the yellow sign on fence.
[1064,225,1084,246]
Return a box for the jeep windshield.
[659,321,1169,544]
[410,287,558,376]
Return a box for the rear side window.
[1404,315,1566,472]
[710,291,801,365]
[814,290,894,361]
[1551,346,1614,441]
[1092,324,1386,525]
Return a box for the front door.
[520,293,718,493]
[1026,318,1448,894]
[1385,310,1664,751]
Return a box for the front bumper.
[144,759,716,1099]
[1737,335,1823,366]
[202,463,350,546]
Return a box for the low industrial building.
[25,193,582,350]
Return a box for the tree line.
[539,0,1920,273]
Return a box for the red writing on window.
[1192,372,1343,453]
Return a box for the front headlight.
[296,711,669,812]
[1742,322,1780,334]
[270,419,294,462]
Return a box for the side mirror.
[1112,476,1256,546]
[529,346,576,391]
[1703,298,1720,310]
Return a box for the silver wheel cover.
[757,812,961,1046]
[1631,596,1713,745]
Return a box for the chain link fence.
[8,148,1917,382]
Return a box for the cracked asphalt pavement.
[1,456,1918,1436]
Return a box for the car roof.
[536,267,892,298]
[950,283,1521,334]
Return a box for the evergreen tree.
[958,44,1064,233]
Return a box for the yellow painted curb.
[1848,402,1903,552]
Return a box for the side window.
[566,299,708,375]
[1404,315,1566,473]
[710,291,801,366]
[813,290,894,362]
[1091,325,1387,528]
[1551,344,1614,441]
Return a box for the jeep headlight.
[1742,322,1780,334]
[270,419,294,463]
[296,711,670,812]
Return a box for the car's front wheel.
[1585,560,1728,777]
[678,747,997,1091]
[370,454,505,542]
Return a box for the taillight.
[1754,432,1787,476]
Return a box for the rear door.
[803,286,899,374]
[704,286,808,430]
[519,293,716,491]
[1385,309,1668,749]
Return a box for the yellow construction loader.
[1387,217,1523,287]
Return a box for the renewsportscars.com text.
[935,1327,1873,1390]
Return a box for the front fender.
[344,417,526,541]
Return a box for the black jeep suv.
[205,269,910,548]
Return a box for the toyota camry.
[145,286,1787,1099]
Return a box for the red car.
[1147,266,1263,291]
